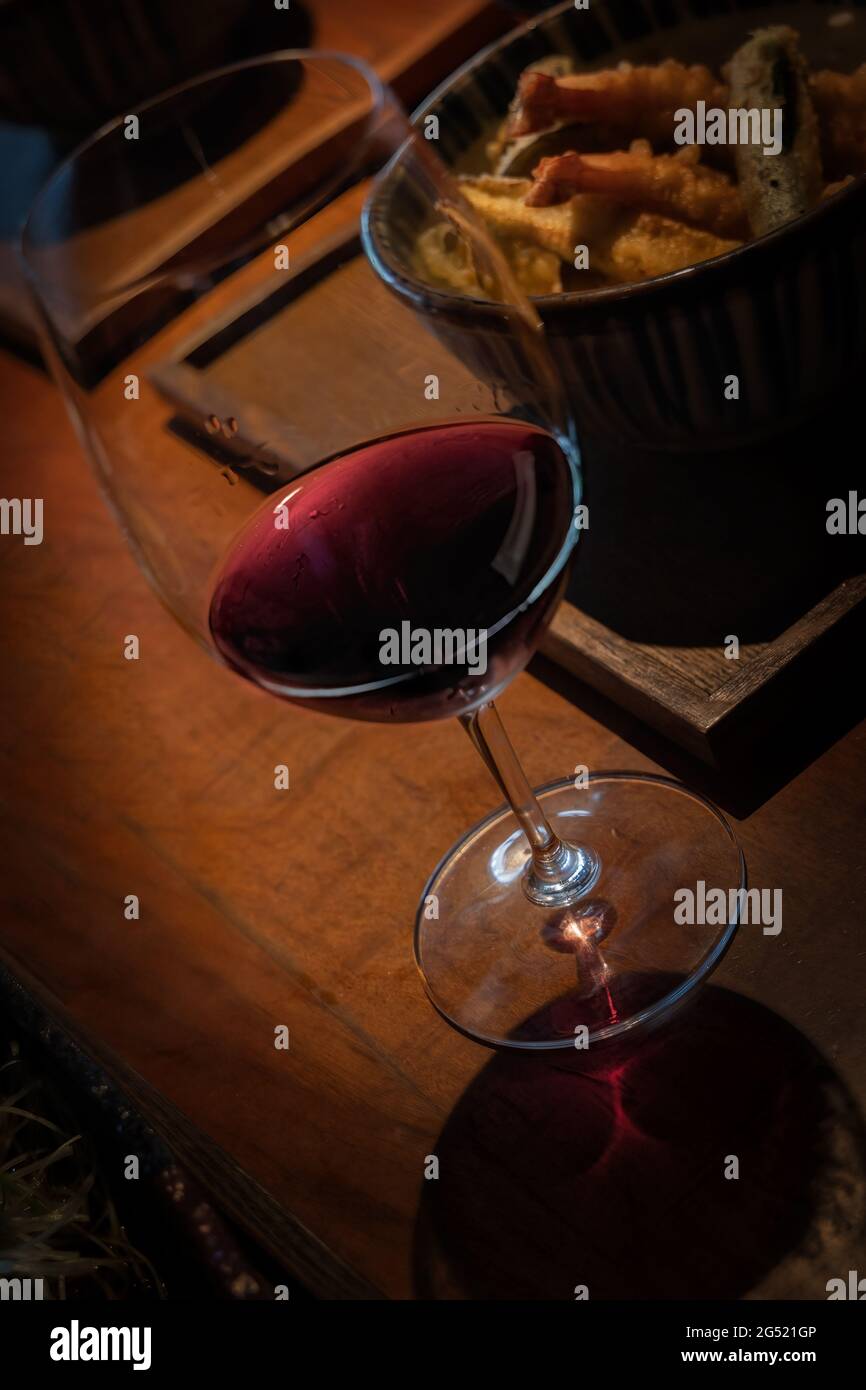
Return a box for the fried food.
[506,49,866,179]
[416,222,487,294]
[811,62,866,177]
[419,175,739,294]
[457,174,622,262]
[525,146,748,239]
[489,55,576,171]
[603,213,740,282]
[727,26,823,235]
[507,60,728,145]
[415,27,863,296]
[416,183,568,295]
[823,175,855,199]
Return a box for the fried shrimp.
[414,28,863,296]
[525,147,748,238]
[507,53,866,180]
[507,60,728,144]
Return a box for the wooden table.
[3,0,865,1300]
[2,344,865,1300]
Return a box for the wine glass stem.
[460,701,600,907]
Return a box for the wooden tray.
[149,194,866,765]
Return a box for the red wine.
[208,419,576,722]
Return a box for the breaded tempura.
[416,215,566,295]
[418,175,739,293]
[727,27,822,235]
[506,49,866,184]
[457,175,623,263]
[811,62,866,177]
[507,60,728,145]
[603,213,739,282]
[526,146,748,238]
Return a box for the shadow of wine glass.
[412,982,866,1299]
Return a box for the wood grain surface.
[2,350,865,1299]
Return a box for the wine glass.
[22,51,745,1057]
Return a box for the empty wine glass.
[22,50,744,1056]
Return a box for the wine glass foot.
[523,838,601,908]
[415,773,745,1054]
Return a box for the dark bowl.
[363,0,866,453]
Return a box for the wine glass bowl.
[208,418,579,722]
